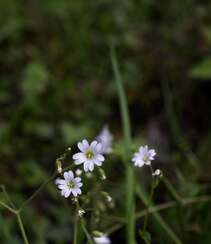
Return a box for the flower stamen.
[68,181,75,189]
[85,150,94,159]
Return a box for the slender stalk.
[19,165,73,211]
[0,200,16,214]
[19,171,57,211]
[111,46,135,244]
[0,185,16,208]
[74,202,79,244]
[162,177,183,204]
[106,195,211,236]
[16,212,29,244]
[142,177,155,233]
[81,218,94,244]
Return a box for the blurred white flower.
[132,145,156,167]
[78,209,85,217]
[94,235,111,244]
[96,126,113,154]
[152,169,162,177]
[73,139,105,172]
[55,170,82,198]
[76,169,82,176]
[106,195,112,203]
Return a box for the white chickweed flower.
[96,126,113,154]
[55,170,82,198]
[76,169,82,176]
[152,169,162,177]
[94,235,111,244]
[78,209,85,217]
[132,145,156,167]
[73,139,105,172]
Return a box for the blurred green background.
[1,0,211,243]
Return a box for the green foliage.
[0,0,211,243]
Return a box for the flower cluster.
[54,125,160,244]
[55,127,113,199]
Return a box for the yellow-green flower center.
[68,181,75,189]
[85,150,94,159]
[143,155,149,162]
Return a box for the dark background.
[1,0,211,243]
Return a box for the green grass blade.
[111,46,135,244]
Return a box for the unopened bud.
[98,168,106,180]
[56,159,62,173]
[152,169,163,177]
[76,169,82,176]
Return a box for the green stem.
[142,181,154,234]
[111,46,135,244]
[0,185,16,208]
[19,171,57,211]
[162,177,183,204]
[19,165,73,211]
[142,165,155,236]
[106,195,211,238]
[136,184,181,244]
[0,200,16,214]
[16,212,29,244]
[74,202,79,244]
[81,219,94,244]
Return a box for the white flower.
[78,209,85,217]
[132,145,156,167]
[55,171,82,198]
[152,169,162,177]
[73,139,105,172]
[96,126,113,154]
[94,235,111,244]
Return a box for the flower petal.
[97,154,105,162]
[96,143,102,152]
[73,152,84,160]
[72,189,78,197]
[75,177,81,182]
[55,178,65,185]
[90,140,98,149]
[64,189,71,198]
[78,142,85,152]
[88,162,94,171]
[82,139,89,149]
[84,162,89,172]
